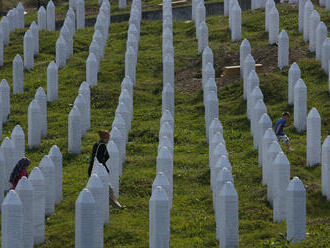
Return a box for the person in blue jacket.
[274,112,294,151]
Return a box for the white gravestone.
[157,146,173,191]
[60,25,71,60]
[38,7,47,30]
[267,141,282,204]
[250,86,264,136]
[86,53,98,86]
[79,82,91,130]
[125,47,136,85]
[257,113,272,165]
[269,7,279,45]
[30,21,39,56]
[39,155,56,216]
[86,174,104,248]
[13,54,24,95]
[327,0,330,10]
[76,0,85,29]
[288,63,300,105]
[204,78,217,107]
[266,0,275,32]
[0,29,3,67]
[202,47,214,73]
[149,186,170,248]
[247,70,259,120]
[240,39,251,78]
[112,114,128,144]
[49,145,62,203]
[116,102,131,131]
[15,177,34,248]
[0,151,5,204]
[153,172,172,208]
[92,163,110,225]
[252,99,267,149]
[24,30,34,70]
[307,108,321,166]
[303,0,313,42]
[68,106,81,154]
[231,4,241,42]
[0,79,10,123]
[205,91,219,142]
[1,190,23,248]
[11,125,25,163]
[278,30,289,70]
[210,142,228,170]
[0,17,10,46]
[262,128,277,185]
[162,83,174,117]
[209,118,223,144]
[316,22,327,61]
[110,127,126,165]
[321,38,330,74]
[286,177,306,243]
[35,87,47,138]
[273,152,290,222]
[17,3,25,28]
[28,167,45,245]
[74,94,88,137]
[56,36,67,68]
[1,138,15,190]
[47,61,58,102]
[163,54,174,87]
[322,38,330,74]
[203,62,215,91]
[75,189,97,248]
[119,89,133,122]
[218,181,239,248]
[106,141,120,196]
[294,79,307,132]
[161,110,174,131]
[322,136,330,199]
[215,167,233,240]
[243,54,255,100]
[47,0,56,31]
[309,10,320,52]
[198,22,208,54]
[28,100,41,149]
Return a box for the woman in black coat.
[89,130,126,209]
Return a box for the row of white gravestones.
[1,149,62,247]
[149,7,174,247]
[86,4,111,87]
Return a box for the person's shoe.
[287,147,294,152]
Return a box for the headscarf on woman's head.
[9,157,31,185]
[98,130,110,142]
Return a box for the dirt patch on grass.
[175,43,311,93]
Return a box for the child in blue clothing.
[274,112,294,151]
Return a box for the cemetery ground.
[1,2,330,248]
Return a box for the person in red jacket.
[10,157,31,190]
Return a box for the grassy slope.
[1,2,330,248]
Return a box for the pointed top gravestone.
[286,177,306,243]
[240,39,251,78]
[278,30,289,70]
[13,54,24,95]
[307,108,321,167]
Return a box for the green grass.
[1,2,330,248]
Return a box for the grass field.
[1,2,330,247]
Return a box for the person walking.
[89,130,126,209]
